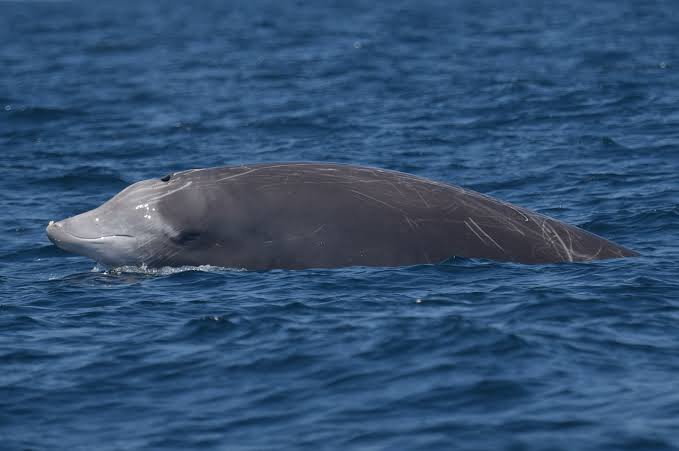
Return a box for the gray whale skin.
[46,163,637,269]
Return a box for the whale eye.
[160,174,172,182]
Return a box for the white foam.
[92,263,246,276]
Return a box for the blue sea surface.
[1,1,679,450]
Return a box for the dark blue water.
[2,1,678,449]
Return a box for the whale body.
[46,163,637,269]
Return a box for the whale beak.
[47,220,134,246]
[46,220,65,246]
[46,217,137,268]
[46,220,87,251]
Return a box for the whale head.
[46,172,210,267]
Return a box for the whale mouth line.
[47,224,134,244]
[66,233,134,241]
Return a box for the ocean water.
[1,0,678,449]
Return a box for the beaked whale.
[46,163,638,269]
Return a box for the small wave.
[85,40,145,55]
[178,315,244,340]
[247,114,341,134]
[39,166,128,191]
[583,206,678,235]
[1,244,66,262]
[4,105,85,123]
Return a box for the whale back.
[149,163,637,269]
